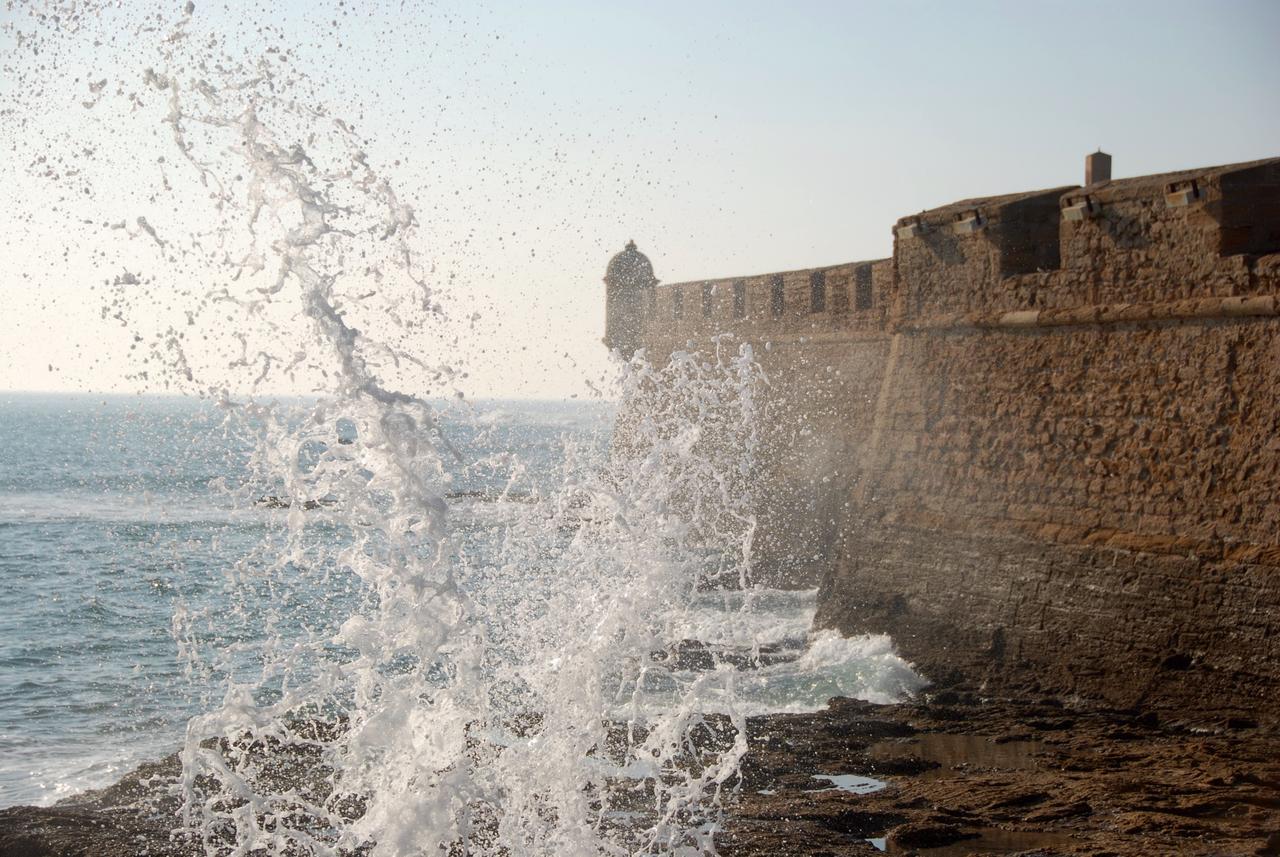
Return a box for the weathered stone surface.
[820,313,1280,715]
[722,688,1280,856]
[614,155,1280,714]
[625,257,894,587]
[0,755,196,857]
[893,185,1074,316]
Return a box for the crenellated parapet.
[892,185,1074,318]
[609,156,1280,359]
[892,156,1280,323]
[638,259,893,355]
[1055,157,1280,304]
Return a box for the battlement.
[894,184,1074,318]
[608,154,1280,353]
[636,259,893,354]
[1055,157,1280,306]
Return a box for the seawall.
[607,155,1280,716]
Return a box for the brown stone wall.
[816,309,1280,715]
[630,259,892,586]
[750,335,890,585]
[890,159,1280,318]
[1054,160,1280,306]
[893,187,1072,317]
[809,160,1280,715]
[621,156,1280,713]
[862,318,1280,545]
[639,259,891,356]
[817,521,1280,716]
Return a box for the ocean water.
[0,393,922,813]
[0,393,611,806]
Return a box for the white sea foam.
[621,628,924,718]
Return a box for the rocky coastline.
[5,679,1277,857]
[724,685,1279,856]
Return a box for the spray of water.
[171,346,768,855]
[3,7,766,853]
[5,3,924,852]
[448,341,766,855]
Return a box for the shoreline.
[724,685,1279,856]
[3,682,1276,856]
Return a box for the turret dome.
[604,240,657,288]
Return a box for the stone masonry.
[605,155,1280,716]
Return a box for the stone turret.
[603,240,657,359]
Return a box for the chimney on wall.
[1086,150,1112,185]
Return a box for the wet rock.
[724,682,1280,856]
[986,789,1050,809]
[651,639,803,672]
[885,821,972,849]
[253,495,336,510]
[5,684,1280,856]
[1025,799,1092,822]
[817,810,908,837]
[0,805,194,857]
[864,755,940,777]
[1025,717,1075,731]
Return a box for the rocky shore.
[723,686,1280,856]
[4,684,1277,856]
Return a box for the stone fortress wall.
[623,257,896,583]
[605,154,1280,716]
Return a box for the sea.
[0,393,922,810]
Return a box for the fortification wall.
[612,155,1280,714]
[893,186,1072,316]
[817,305,1280,715]
[819,157,1280,716]
[638,259,893,352]
[631,260,891,585]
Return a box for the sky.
[2,0,1278,399]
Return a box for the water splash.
[446,343,768,855]
[167,350,771,854]
[4,3,924,852]
[85,11,768,851]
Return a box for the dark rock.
[1025,799,1093,822]
[0,806,193,857]
[818,810,908,837]
[986,790,1049,810]
[253,496,335,510]
[1025,717,1075,731]
[650,639,803,672]
[885,821,973,849]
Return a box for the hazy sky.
[2,0,1278,398]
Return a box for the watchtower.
[603,240,658,359]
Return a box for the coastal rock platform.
[723,687,1280,856]
[3,685,1277,856]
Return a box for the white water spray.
[76,10,770,854]
[4,3,924,853]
